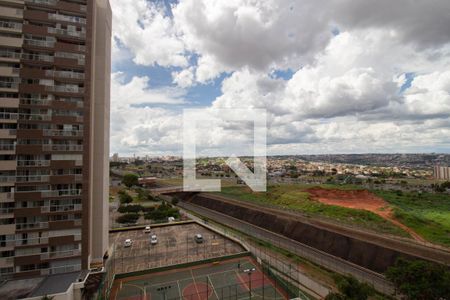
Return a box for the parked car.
[124,239,133,247]
[168,217,175,222]
[150,234,158,245]
[143,226,151,233]
[194,234,203,243]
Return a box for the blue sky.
[109,0,450,156]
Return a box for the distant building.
[112,153,119,162]
[434,165,450,180]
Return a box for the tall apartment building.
[434,165,450,180]
[0,0,111,279]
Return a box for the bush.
[144,202,180,221]
[386,257,450,300]
[325,275,373,300]
[116,213,139,224]
[117,204,143,214]
[118,191,133,204]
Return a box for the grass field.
[216,185,409,237]
[374,190,450,246]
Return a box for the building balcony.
[0,129,17,138]
[45,70,85,80]
[25,0,57,5]
[15,236,48,247]
[0,192,14,203]
[0,207,14,214]
[43,129,83,137]
[0,49,21,61]
[17,160,51,167]
[21,53,54,63]
[16,175,50,183]
[0,112,18,120]
[0,224,15,235]
[48,27,86,39]
[0,176,15,184]
[0,20,22,32]
[45,85,84,94]
[16,222,49,230]
[0,145,16,152]
[0,66,20,77]
[41,204,82,213]
[0,81,19,90]
[18,113,51,121]
[48,13,86,25]
[42,144,83,152]
[20,97,52,106]
[41,189,82,197]
[23,39,55,48]
[40,249,81,260]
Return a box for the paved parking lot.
[109,222,246,274]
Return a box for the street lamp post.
[243,268,256,300]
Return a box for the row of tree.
[325,258,450,300]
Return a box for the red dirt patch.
[307,188,425,242]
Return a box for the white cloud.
[109,0,450,155]
[110,0,187,67]
[111,72,185,108]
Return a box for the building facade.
[434,165,450,180]
[0,0,111,279]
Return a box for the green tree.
[122,173,139,188]
[116,213,139,224]
[386,257,450,300]
[118,191,133,204]
[325,276,373,300]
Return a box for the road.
[179,201,396,296]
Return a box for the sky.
[109,0,450,157]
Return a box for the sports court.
[111,256,288,300]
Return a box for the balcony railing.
[15,236,48,246]
[0,81,19,89]
[0,50,21,60]
[21,53,54,62]
[16,222,49,230]
[48,27,86,39]
[41,189,82,197]
[48,13,86,24]
[45,70,85,79]
[0,193,14,201]
[0,20,22,31]
[18,113,51,121]
[46,85,84,93]
[25,0,57,5]
[40,249,81,260]
[0,145,15,151]
[24,39,55,48]
[16,175,49,183]
[20,98,52,106]
[0,207,14,214]
[0,176,15,183]
[0,113,18,120]
[42,144,83,151]
[43,129,83,137]
[0,240,15,247]
[42,204,82,213]
[17,160,50,167]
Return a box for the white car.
[124,239,133,247]
[150,235,158,245]
[143,226,151,233]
